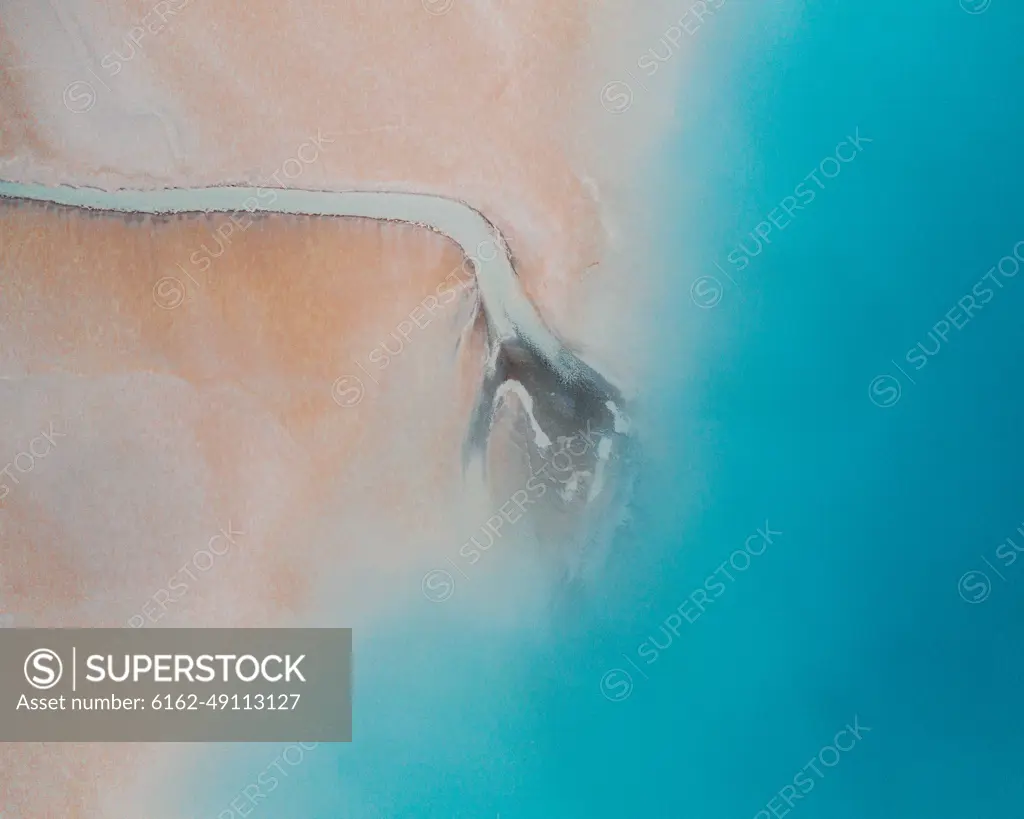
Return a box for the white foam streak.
[0,180,564,370]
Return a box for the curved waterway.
[0,180,633,534]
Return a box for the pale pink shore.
[0,1,686,815]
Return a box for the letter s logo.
[868,375,901,408]
[24,648,63,690]
[600,81,633,114]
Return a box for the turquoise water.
[190,2,1024,816]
